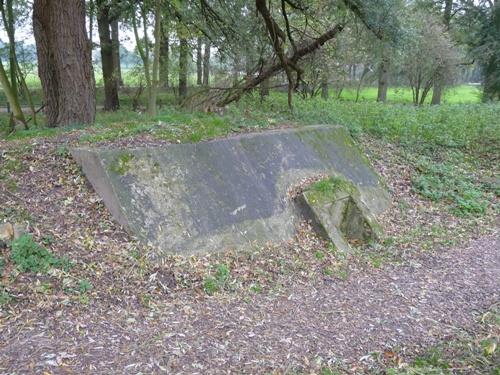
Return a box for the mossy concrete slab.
[71,125,390,255]
[299,178,384,253]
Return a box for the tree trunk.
[196,37,202,86]
[0,58,26,127]
[232,56,240,85]
[355,65,369,103]
[3,0,17,98]
[202,41,210,86]
[88,0,94,45]
[259,79,269,103]
[430,78,443,105]
[1,0,34,125]
[160,23,169,88]
[97,2,119,111]
[377,54,389,102]
[178,37,188,101]
[321,72,329,99]
[148,1,161,117]
[132,6,151,101]
[111,18,123,86]
[33,0,96,127]
[431,0,453,105]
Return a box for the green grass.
[203,263,231,295]
[412,150,497,216]
[337,84,482,104]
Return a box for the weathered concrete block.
[300,176,383,253]
[72,125,390,255]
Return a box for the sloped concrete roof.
[72,125,390,255]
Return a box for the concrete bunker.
[72,125,390,256]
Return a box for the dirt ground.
[0,132,498,374]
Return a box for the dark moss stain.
[298,127,374,170]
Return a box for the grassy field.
[337,84,482,104]
[0,83,483,108]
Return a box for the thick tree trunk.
[196,37,202,86]
[111,18,123,86]
[431,78,443,105]
[33,0,95,126]
[377,55,389,102]
[178,37,188,101]
[202,41,210,86]
[160,25,169,88]
[97,2,119,111]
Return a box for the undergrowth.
[10,234,71,273]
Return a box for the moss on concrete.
[110,152,135,175]
[306,176,355,205]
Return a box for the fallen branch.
[216,24,344,107]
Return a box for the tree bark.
[2,0,17,98]
[33,0,95,127]
[88,0,94,45]
[0,58,26,127]
[260,79,269,103]
[111,18,123,86]
[160,23,169,88]
[431,0,453,105]
[321,72,329,99]
[1,0,34,125]
[377,53,389,102]
[178,37,188,101]
[148,0,161,116]
[202,41,210,86]
[355,65,369,102]
[196,37,202,86]
[97,2,119,111]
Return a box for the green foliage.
[10,234,71,273]
[412,152,495,216]
[78,279,93,294]
[310,176,354,195]
[307,176,355,205]
[314,250,325,260]
[110,152,135,175]
[0,286,12,306]
[203,263,231,295]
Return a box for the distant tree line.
[0,0,498,128]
